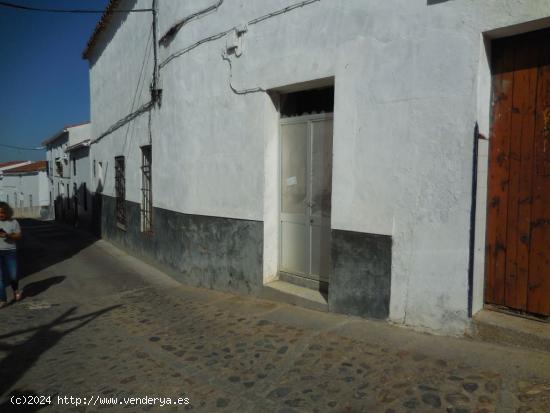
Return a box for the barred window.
[115,156,126,227]
[141,146,152,233]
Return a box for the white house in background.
[43,122,91,224]
[83,0,550,335]
[0,161,31,205]
[0,161,49,218]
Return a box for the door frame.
[278,113,334,286]
[473,23,550,318]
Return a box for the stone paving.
[0,220,549,412]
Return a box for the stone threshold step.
[473,309,550,353]
[258,280,328,313]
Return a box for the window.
[140,146,152,232]
[115,156,126,227]
[73,158,76,176]
[97,161,103,188]
[29,194,32,208]
[83,182,87,211]
[55,160,63,177]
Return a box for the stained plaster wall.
[88,0,550,334]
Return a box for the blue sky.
[0,0,109,162]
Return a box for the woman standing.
[0,202,22,308]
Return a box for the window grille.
[115,156,126,226]
[141,146,152,232]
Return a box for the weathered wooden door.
[486,28,550,316]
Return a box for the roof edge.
[42,121,90,146]
[82,0,122,60]
[3,161,47,174]
[66,139,91,152]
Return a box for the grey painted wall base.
[101,195,263,295]
[329,229,392,319]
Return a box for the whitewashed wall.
[68,124,90,147]
[88,0,550,334]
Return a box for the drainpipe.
[467,122,487,317]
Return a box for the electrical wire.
[0,143,44,151]
[248,0,319,26]
[121,25,154,158]
[93,0,321,144]
[159,0,223,46]
[0,1,151,13]
[159,0,321,70]
[221,52,266,95]
[159,29,232,69]
[91,100,154,145]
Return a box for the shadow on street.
[22,276,66,299]
[17,219,98,282]
[0,305,121,405]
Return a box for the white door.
[280,114,333,283]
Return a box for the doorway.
[485,27,550,317]
[279,114,333,288]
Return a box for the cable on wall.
[159,0,224,47]
[91,0,159,147]
[221,52,266,95]
[159,0,321,70]
[91,100,154,145]
[159,29,233,69]
[247,0,319,26]
[93,0,322,144]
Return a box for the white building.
[83,0,550,335]
[43,122,91,225]
[0,161,31,205]
[0,161,49,218]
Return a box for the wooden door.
[486,28,550,316]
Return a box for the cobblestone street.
[0,220,549,412]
